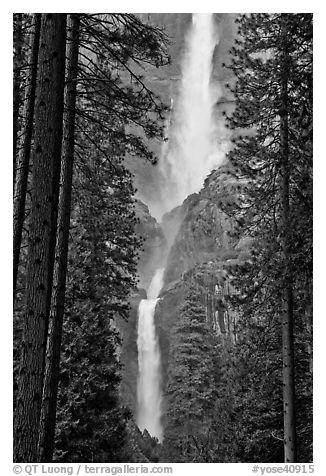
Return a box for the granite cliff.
[119,12,242,419]
[120,164,252,415]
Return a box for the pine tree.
[221,13,313,462]
[229,309,285,462]
[38,14,80,462]
[53,138,140,462]
[279,15,296,462]
[163,280,216,462]
[13,13,41,297]
[13,12,169,463]
[14,13,67,463]
[74,13,168,164]
[13,13,23,180]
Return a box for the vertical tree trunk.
[305,278,313,375]
[13,13,23,185]
[38,14,80,462]
[13,13,41,299]
[280,14,297,463]
[13,14,67,463]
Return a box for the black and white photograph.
[11,7,315,472]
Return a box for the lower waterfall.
[136,268,165,441]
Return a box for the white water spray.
[151,13,226,220]
[136,268,165,440]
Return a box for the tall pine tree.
[221,13,313,462]
[163,279,216,462]
[14,14,67,463]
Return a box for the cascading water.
[152,13,225,220]
[136,13,225,440]
[136,268,165,440]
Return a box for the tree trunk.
[280,14,297,463]
[13,13,41,299]
[38,14,80,462]
[305,278,313,375]
[13,13,23,185]
[13,14,67,463]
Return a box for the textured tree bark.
[13,13,23,185]
[279,15,297,463]
[38,14,80,462]
[13,13,41,299]
[304,279,313,375]
[305,304,313,375]
[13,14,67,463]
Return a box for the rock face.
[134,199,167,291]
[160,163,247,288]
[120,162,251,416]
[119,291,143,414]
[153,166,250,398]
[162,193,234,288]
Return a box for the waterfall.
[153,13,224,220]
[136,268,165,440]
[136,13,224,441]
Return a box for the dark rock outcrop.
[119,291,144,413]
[153,165,253,405]
[162,166,239,290]
[134,199,167,290]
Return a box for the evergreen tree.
[38,14,80,462]
[13,13,41,298]
[163,280,216,462]
[221,13,313,462]
[13,13,23,181]
[14,14,67,463]
[13,12,169,463]
[53,137,140,462]
[230,311,284,462]
[13,13,33,181]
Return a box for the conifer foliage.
[13,13,168,463]
[53,161,136,462]
[220,13,313,462]
[163,279,216,462]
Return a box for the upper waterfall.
[151,13,226,220]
